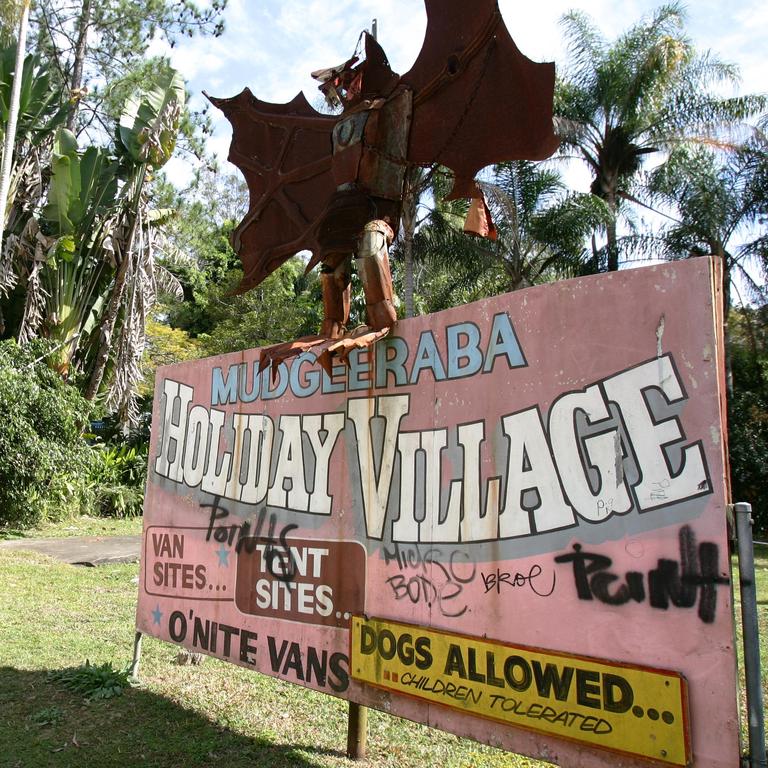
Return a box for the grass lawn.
[0,527,764,768]
[0,515,143,541]
[0,545,549,768]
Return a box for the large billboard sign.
[137,257,738,767]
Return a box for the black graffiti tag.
[554,525,729,623]
[481,565,556,597]
[383,543,476,618]
[202,496,298,582]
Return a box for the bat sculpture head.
[312,33,399,111]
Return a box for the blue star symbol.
[151,605,163,625]
[216,544,230,567]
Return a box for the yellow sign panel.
[351,617,690,766]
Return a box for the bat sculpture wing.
[402,0,559,200]
[204,90,337,294]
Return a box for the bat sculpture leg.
[257,257,354,378]
[315,220,398,372]
[320,259,352,338]
[356,220,397,330]
[260,220,398,378]
[256,257,352,377]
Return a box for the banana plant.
[12,67,185,424]
[84,67,186,420]
[116,67,185,167]
[16,128,120,374]
[0,47,68,154]
[0,44,68,300]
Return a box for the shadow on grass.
[0,666,345,768]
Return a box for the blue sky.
[153,0,765,182]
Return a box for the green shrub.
[0,339,96,529]
[90,443,148,517]
[729,308,768,537]
[729,389,768,537]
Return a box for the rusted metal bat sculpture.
[207,0,558,373]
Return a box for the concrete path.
[0,535,141,566]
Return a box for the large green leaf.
[42,130,118,237]
[42,129,80,235]
[117,68,185,168]
[0,46,67,146]
[78,146,119,225]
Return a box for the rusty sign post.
[137,257,741,768]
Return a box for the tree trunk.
[590,234,600,274]
[605,183,619,272]
[401,190,416,319]
[65,0,92,133]
[0,0,31,260]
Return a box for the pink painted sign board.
[137,257,738,767]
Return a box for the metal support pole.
[734,503,767,768]
[128,631,143,680]
[346,701,368,759]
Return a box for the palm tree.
[398,165,429,318]
[646,140,768,392]
[649,143,767,305]
[556,2,765,272]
